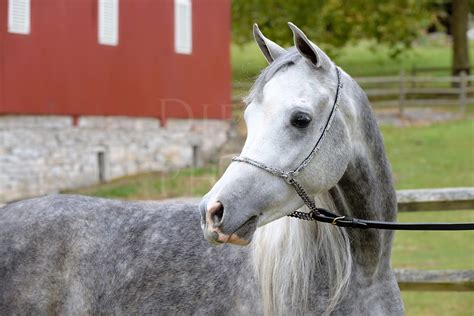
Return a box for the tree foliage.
[232,0,440,56]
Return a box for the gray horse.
[0,23,403,315]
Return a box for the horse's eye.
[290,112,312,128]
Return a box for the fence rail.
[410,65,474,77]
[395,269,474,291]
[356,72,473,115]
[397,187,474,212]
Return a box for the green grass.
[385,119,474,316]
[68,167,219,200]
[393,210,474,270]
[401,292,474,316]
[394,210,474,316]
[91,184,138,198]
[232,39,474,82]
[381,120,474,189]
[383,121,474,316]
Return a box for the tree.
[232,0,471,74]
[452,0,470,75]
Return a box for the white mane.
[252,192,352,315]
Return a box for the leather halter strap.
[232,65,474,231]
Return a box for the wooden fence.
[397,187,474,212]
[233,71,474,116]
[394,187,474,291]
[356,71,474,116]
[395,269,474,292]
[410,65,474,77]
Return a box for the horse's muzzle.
[199,200,257,246]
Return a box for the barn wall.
[0,115,230,203]
[0,0,231,119]
[0,0,233,202]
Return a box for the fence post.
[398,70,406,117]
[459,71,467,116]
[411,65,417,89]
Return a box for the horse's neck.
[331,83,397,276]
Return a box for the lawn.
[381,120,474,189]
[394,210,474,315]
[72,166,218,200]
[382,120,474,316]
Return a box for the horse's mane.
[252,191,352,315]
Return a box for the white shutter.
[98,0,119,46]
[8,0,30,35]
[174,0,192,54]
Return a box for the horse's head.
[200,23,352,245]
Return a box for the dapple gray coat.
[0,196,259,314]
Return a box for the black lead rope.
[287,178,474,231]
[289,207,474,231]
[233,65,474,231]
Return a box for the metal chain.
[287,210,315,221]
[287,178,320,221]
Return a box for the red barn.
[0,0,233,203]
[0,0,232,123]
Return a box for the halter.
[232,66,474,231]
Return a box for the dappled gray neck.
[334,82,396,220]
[329,81,397,275]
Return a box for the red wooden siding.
[0,0,231,120]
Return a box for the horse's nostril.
[207,201,224,226]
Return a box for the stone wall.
[0,116,230,203]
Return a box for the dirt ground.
[375,107,463,126]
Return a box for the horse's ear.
[288,22,331,69]
[253,24,286,64]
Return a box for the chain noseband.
[232,66,474,231]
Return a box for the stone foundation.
[0,116,230,203]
